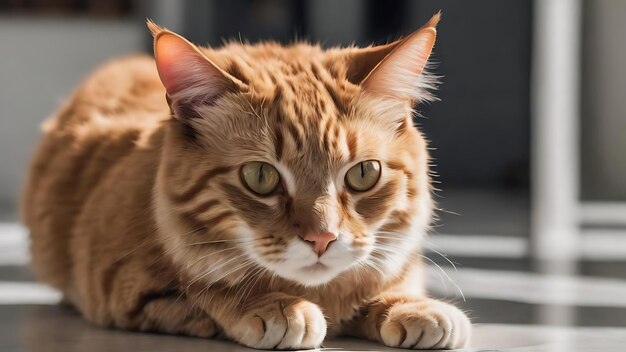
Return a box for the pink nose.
[301,231,337,256]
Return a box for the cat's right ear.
[346,13,440,104]
[148,21,246,111]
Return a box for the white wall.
[0,18,145,215]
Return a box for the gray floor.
[2,304,626,352]
[3,190,626,351]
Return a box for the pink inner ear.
[154,32,229,103]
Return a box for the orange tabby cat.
[22,13,470,350]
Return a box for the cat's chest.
[299,284,380,332]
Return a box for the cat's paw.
[230,295,327,349]
[379,299,470,349]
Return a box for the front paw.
[229,294,327,349]
[379,299,470,349]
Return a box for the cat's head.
[152,14,439,287]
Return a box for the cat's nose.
[301,231,337,256]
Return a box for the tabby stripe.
[347,129,358,161]
[386,160,417,199]
[184,199,221,218]
[310,62,322,81]
[181,210,235,232]
[222,183,275,224]
[261,248,284,256]
[331,123,341,151]
[167,166,232,203]
[355,180,399,225]
[387,160,413,178]
[285,118,304,150]
[274,127,284,160]
[269,72,278,86]
[318,96,328,114]
[227,59,250,85]
[293,103,302,120]
[379,210,412,232]
[285,79,296,93]
[323,80,347,115]
[337,191,357,226]
[272,84,282,102]
[320,117,331,150]
[207,211,236,229]
[275,107,304,151]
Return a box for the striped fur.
[23,13,470,350]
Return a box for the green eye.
[345,160,381,192]
[241,162,280,195]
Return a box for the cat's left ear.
[351,12,440,103]
[148,21,246,110]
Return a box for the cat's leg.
[86,257,219,338]
[104,286,219,338]
[132,295,219,338]
[200,291,327,349]
[346,293,471,349]
[92,259,325,348]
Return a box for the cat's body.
[22,14,470,350]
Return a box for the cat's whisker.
[204,262,255,293]
[419,254,465,302]
[184,237,263,247]
[196,259,257,301]
[242,95,263,121]
[230,266,258,300]
[178,246,241,276]
[187,255,241,289]
[373,233,462,274]
[109,225,206,264]
[186,253,251,290]
[360,255,387,278]
[232,266,266,316]
[422,241,459,272]
[435,207,461,216]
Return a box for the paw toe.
[233,298,326,350]
[380,320,406,347]
[379,300,471,350]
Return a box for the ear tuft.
[358,13,441,103]
[425,10,442,28]
[146,19,164,37]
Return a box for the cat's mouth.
[300,262,328,272]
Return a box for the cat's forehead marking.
[205,43,380,191]
[207,43,354,117]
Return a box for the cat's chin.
[278,262,346,287]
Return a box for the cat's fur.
[22,13,470,350]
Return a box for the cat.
[21,12,470,350]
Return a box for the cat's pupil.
[360,162,365,178]
[258,164,265,183]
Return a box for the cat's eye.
[345,160,381,192]
[240,162,281,196]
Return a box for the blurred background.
[0,0,625,340]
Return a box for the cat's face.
[151,16,439,287]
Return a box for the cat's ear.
[148,21,246,110]
[352,12,440,103]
